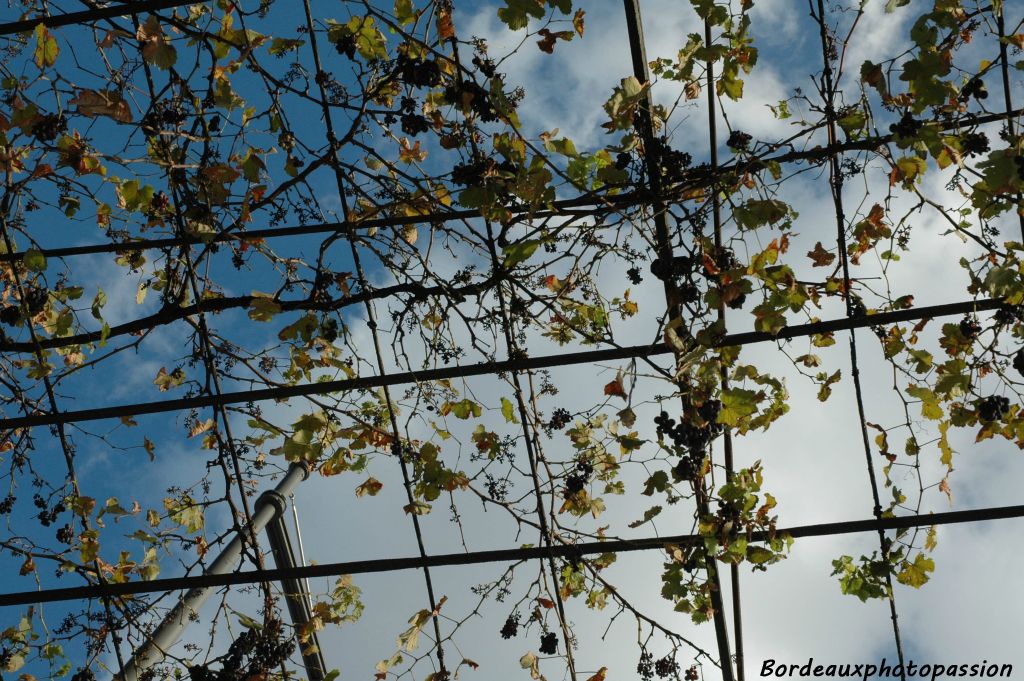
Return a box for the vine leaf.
[806,242,835,267]
[34,24,58,69]
[602,369,627,399]
[70,90,132,122]
[137,16,176,69]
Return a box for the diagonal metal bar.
[0,0,193,34]
[2,501,1022,608]
[0,296,1004,430]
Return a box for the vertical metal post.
[263,506,327,681]
[620,0,736,678]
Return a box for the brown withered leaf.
[70,89,132,123]
[807,241,836,267]
[603,369,627,399]
[436,6,455,40]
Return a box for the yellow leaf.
[189,418,215,438]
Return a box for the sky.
[0,0,1023,680]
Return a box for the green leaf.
[443,398,482,419]
[165,497,204,533]
[500,397,519,423]
[497,0,546,29]
[906,385,943,420]
[734,199,788,230]
[895,155,927,186]
[248,293,281,321]
[24,248,47,272]
[34,23,59,69]
[718,388,760,426]
[642,470,669,496]
[268,37,305,56]
[746,545,775,564]
[627,505,663,528]
[502,239,540,268]
[896,553,934,588]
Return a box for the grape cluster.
[626,266,643,285]
[451,157,489,186]
[889,112,922,139]
[960,132,990,157]
[187,619,294,681]
[708,246,741,274]
[548,408,571,430]
[685,665,699,681]
[651,139,692,184]
[0,495,14,514]
[655,401,723,450]
[333,32,356,59]
[402,114,429,136]
[499,612,520,639]
[698,244,746,309]
[638,651,655,680]
[658,146,694,185]
[650,254,694,282]
[398,95,430,136]
[958,316,981,340]
[141,101,186,136]
[32,113,67,142]
[33,494,65,527]
[994,304,1024,326]
[654,654,679,678]
[727,129,752,150]
[444,80,499,122]
[150,191,171,214]
[71,669,96,681]
[977,396,1010,422]
[0,305,20,326]
[716,498,742,525]
[57,523,74,544]
[564,459,594,496]
[672,454,701,482]
[397,54,441,88]
[484,473,509,501]
[319,317,338,343]
[28,287,48,313]
[1013,349,1024,377]
[656,402,722,482]
[472,54,497,78]
[539,631,558,655]
[959,77,988,103]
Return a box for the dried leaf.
[807,241,836,267]
[71,89,132,123]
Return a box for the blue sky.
[0,0,1023,680]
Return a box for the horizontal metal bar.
[1,500,1021,608]
[0,297,1001,430]
[0,109,1017,264]
[0,0,193,35]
